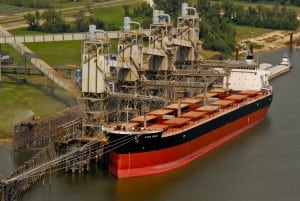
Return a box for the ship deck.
[104,89,267,136]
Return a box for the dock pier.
[0,105,110,201]
[0,137,108,201]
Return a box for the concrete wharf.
[267,64,291,80]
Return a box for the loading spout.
[89,25,109,40]
[186,7,197,15]
[152,10,172,25]
[123,17,141,31]
[182,3,198,16]
[158,14,171,24]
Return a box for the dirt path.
[238,30,300,54]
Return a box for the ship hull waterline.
[108,104,270,178]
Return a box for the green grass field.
[9,28,44,36]
[233,25,274,41]
[25,41,82,67]
[0,43,77,138]
[0,75,76,138]
[0,0,106,11]
[92,5,125,28]
[0,4,33,15]
[0,44,25,65]
[91,2,142,28]
[50,0,101,8]
[1,40,82,67]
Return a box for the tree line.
[0,0,101,8]
[0,0,53,8]
[222,0,299,30]
[24,9,119,33]
[234,0,300,6]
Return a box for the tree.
[41,10,70,33]
[88,17,106,30]
[133,3,152,17]
[196,0,211,15]
[293,0,300,6]
[73,10,88,32]
[153,0,182,21]
[123,5,130,17]
[24,11,41,31]
[221,0,235,19]
[199,2,236,56]
[222,1,299,30]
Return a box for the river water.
[1,47,299,201]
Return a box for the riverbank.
[238,30,300,54]
[0,138,13,146]
[0,74,76,139]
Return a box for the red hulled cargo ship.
[104,68,273,178]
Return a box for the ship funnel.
[123,16,131,31]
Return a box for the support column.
[0,183,5,201]
[235,48,239,60]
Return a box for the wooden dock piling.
[290,32,293,45]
